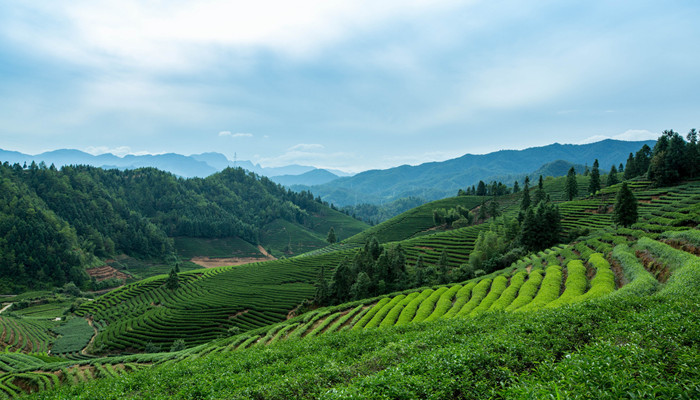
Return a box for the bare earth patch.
[191,246,276,268]
[86,265,130,282]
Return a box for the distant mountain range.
[1,139,655,206]
[292,139,656,206]
[0,148,349,182]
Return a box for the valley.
[0,133,697,398]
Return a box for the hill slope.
[299,139,654,205]
[0,163,367,291]
[7,181,699,399]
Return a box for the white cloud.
[579,129,658,144]
[288,143,324,151]
[219,131,253,138]
[4,0,463,72]
[83,146,163,157]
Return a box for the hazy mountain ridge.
[0,148,347,179]
[298,139,655,206]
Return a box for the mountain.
[298,139,655,206]
[0,163,367,292]
[270,169,339,186]
[0,148,352,179]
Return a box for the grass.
[173,236,263,259]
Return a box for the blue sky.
[1,0,698,173]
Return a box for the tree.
[613,182,638,227]
[315,265,330,305]
[512,180,520,193]
[330,257,354,303]
[166,268,180,290]
[351,272,371,300]
[564,167,578,201]
[477,200,488,221]
[534,175,546,204]
[520,200,561,251]
[413,255,427,287]
[521,176,531,210]
[623,153,636,180]
[487,199,500,220]
[476,180,487,196]
[619,163,624,173]
[588,159,601,194]
[437,250,449,284]
[326,227,337,244]
[607,165,619,186]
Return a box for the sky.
[0,1,698,173]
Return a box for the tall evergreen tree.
[413,255,427,287]
[351,272,371,300]
[623,153,636,180]
[607,165,619,186]
[521,176,531,210]
[686,128,699,178]
[619,163,624,173]
[520,200,561,251]
[476,180,487,196]
[512,180,520,193]
[534,175,546,204]
[588,159,601,194]
[488,198,500,220]
[330,257,354,303]
[564,167,578,201]
[613,182,638,227]
[326,227,337,244]
[437,250,449,284]
[314,265,330,305]
[166,268,180,290]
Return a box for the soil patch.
[662,239,700,256]
[191,245,275,268]
[635,250,671,283]
[608,256,627,289]
[86,265,129,282]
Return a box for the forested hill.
[0,162,364,292]
[298,139,656,206]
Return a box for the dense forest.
[0,163,328,291]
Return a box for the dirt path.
[190,245,277,268]
[0,303,12,314]
[257,245,276,260]
[80,318,98,356]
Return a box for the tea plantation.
[1,178,698,398]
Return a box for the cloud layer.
[1,1,698,171]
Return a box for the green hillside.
[2,133,699,398]
[0,163,367,291]
[5,186,698,398]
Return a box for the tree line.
[0,162,330,291]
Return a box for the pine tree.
[315,265,330,305]
[564,167,578,201]
[437,250,449,284]
[351,272,371,300]
[166,268,180,290]
[614,182,638,227]
[607,165,619,186]
[488,198,500,220]
[414,255,426,287]
[588,159,601,195]
[623,153,636,180]
[326,227,337,244]
[476,180,487,196]
[534,175,546,204]
[330,257,354,303]
[521,176,531,210]
[512,180,520,193]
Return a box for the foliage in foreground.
[23,253,700,399]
